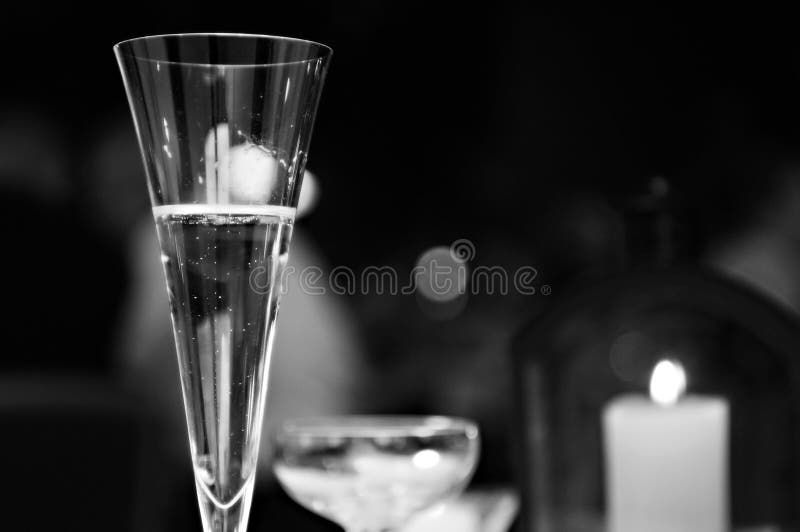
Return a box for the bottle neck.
[623,210,683,267]
[618,179,695,268]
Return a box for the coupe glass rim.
[276,415,480,437]
[113,32,333,68]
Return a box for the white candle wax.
[603,362,729,532]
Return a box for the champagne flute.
[273,416,481,532]
[114,33,332,532]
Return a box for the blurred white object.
[228,144,279,203]
[202,123,317,216]
[401,490,518,532]
[296,169,319,218]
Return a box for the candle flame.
[649,359,686,406]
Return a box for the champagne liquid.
[274,421,479,531]
[156,206,293,521]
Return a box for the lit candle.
[603,360,729,532]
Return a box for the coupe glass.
[114,33,332,532]
[273,416,481,532]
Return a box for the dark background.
[6,7,800,264]
[4,5,800,531]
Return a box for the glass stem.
[196,477,255,532]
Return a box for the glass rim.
[113,32,333,68]
[275,415,480,437]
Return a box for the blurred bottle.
[512,177,800,530]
